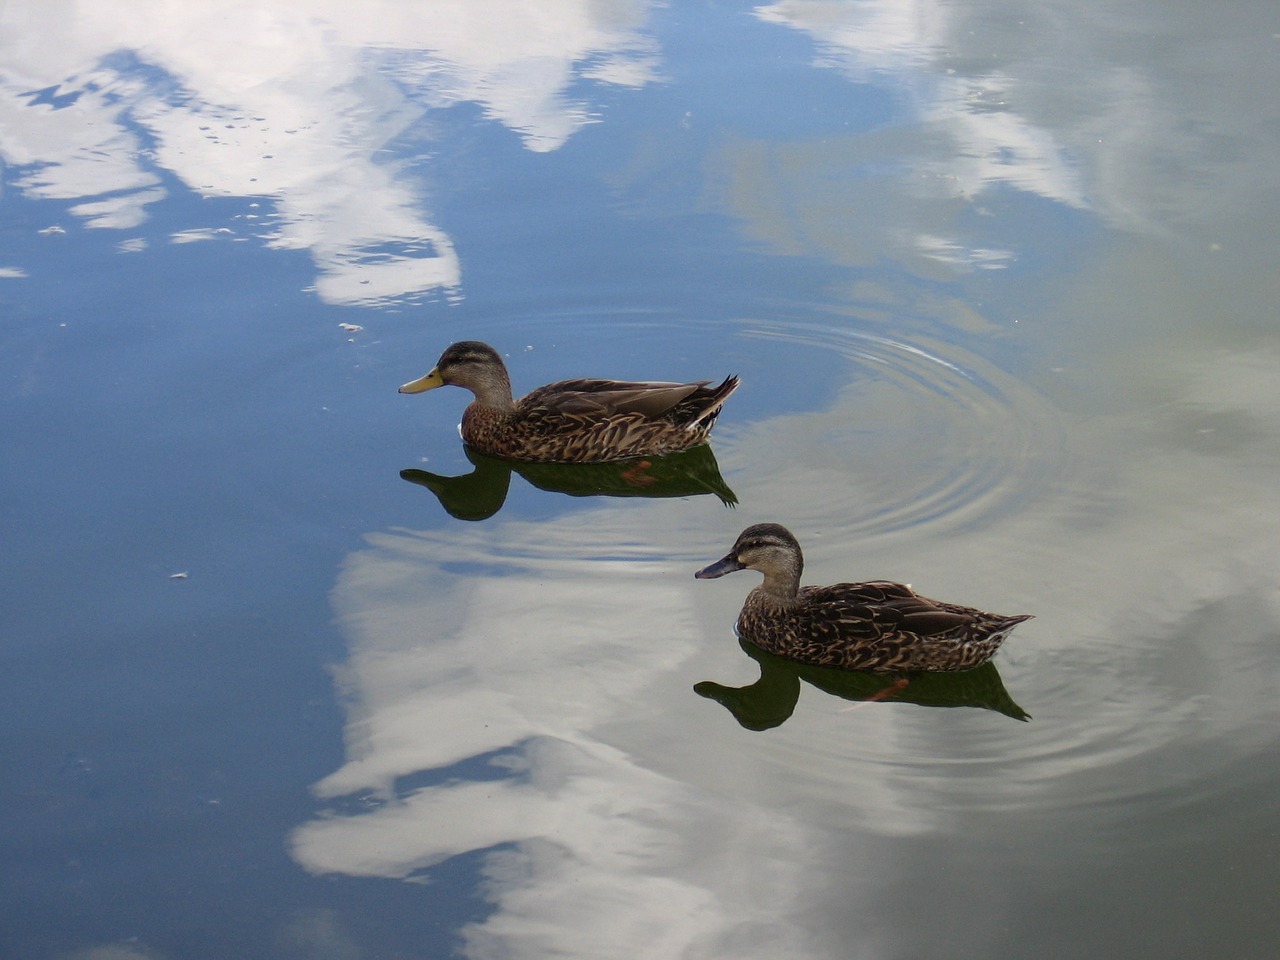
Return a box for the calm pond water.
[3,2,1279,958]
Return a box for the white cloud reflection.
[288,325,1280,956]
[755,0,1087,211]
[0,1,661,305]
[914,234,1013,271]
[291,514,839,959]
[748,0,1280,270]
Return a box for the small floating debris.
[169,571,189,580]
[338,322,364,333]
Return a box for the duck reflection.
[401,443,737,520]
[695,637,1029,730]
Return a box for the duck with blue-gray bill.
[696,523,1031,672]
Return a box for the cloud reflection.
[295,328,1280,954]
[0,1,661,305]
[290,513,838,957]
[755,0,1087,210]
[746,0,1280,271]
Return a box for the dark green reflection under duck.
[401,442,736,521]
[695,637,1029,731]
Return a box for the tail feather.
[687,375,740,430]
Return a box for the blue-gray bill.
[695,554,745,579]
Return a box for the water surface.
[3,2,1279,959]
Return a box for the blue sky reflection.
[0,1,663,305]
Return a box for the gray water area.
[3,2,1279,959]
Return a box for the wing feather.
[523,379,706,418]
[797,582,970,638]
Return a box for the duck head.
[400,340,513,406]
[696,522,804,597]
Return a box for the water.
[3,3,1279,958]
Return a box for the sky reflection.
[7,1,1279,956]
[290,513,840,957]
[756,0,1088,210]
[0,1,662,305]
[294,319,1280,953]
[6,0,1275,310]
[710,0,1274,267]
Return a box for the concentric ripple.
[382,309,1278,849]
[403,308,1068,542]
[720,316,1068,541]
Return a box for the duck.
[400,341,740,463]
[695,523,1031,672]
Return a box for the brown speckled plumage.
[401,341,739,463]
[696,523,1031,672]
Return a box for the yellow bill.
[399,367,445,394]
